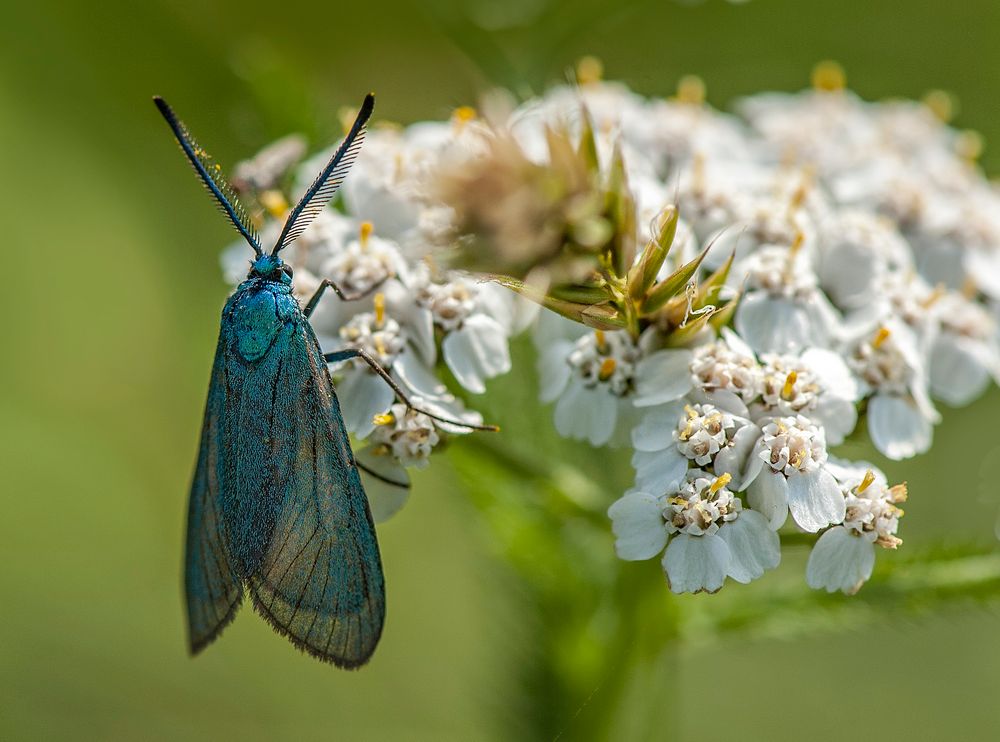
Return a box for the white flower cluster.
[220,66,1000,596]
[514,70,999,594]
[221,110,534,519]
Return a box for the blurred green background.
[3,0,1000,739]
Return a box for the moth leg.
[357,460,410,489]
[323,348,498,432]
[303,277,387,318]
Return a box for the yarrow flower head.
[609,469,780,593]
[536,314,645,446]
[745,414,846,532]
[215,59,1000,597]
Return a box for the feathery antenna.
[153,96,262,256]
[272,93,375,255]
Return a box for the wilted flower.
[433,127,608,283]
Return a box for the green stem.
[450,436,681,740]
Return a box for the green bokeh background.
[3,1,1000,739]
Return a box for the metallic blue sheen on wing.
[157,94,383,667]
[185,277,385,667]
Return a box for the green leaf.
[605,141,636,276]
[641,246,708,315]
[627,205,678,300]
[576,105,600,175]
[694,249,735,309]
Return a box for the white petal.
[607,492,668,560]
[394,351,449,400]
[356,450,411,523]
[735,293,813,354]
[786,469,846,533]
[221,241,253,284]
[720,511,781,583]
[336,369,395,438]
[867,393,933,460]
[442,315,512,394]
[714,422,762,490]
[721,326,757,360]
[584,389,619,447]
[554,381,617,446]
[632,447,689,493]
[929,334,991,407]
[691,388,750,418]
[806,526,875,594]
[406,306,437,367]
[746,470,789,530]
[663,533,731,594]
[537,340,576,403]
[631,402,685,452]
[966,247,1000,301]
[533,307,589,350]
[802,347,859,401]
[553,378,586,438]
[633,349,694,407]
[811,396,858,446]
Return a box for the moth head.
[249,254,293,285]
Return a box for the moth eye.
[282,265,294,278]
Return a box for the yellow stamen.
[668,496,688,507]
[811,60,846,92]
[921,284,946,308]
[676,75,706,105]
[873,326,891,349]
[576,55,603,85]
[692,153,706,193]
[889,482,908,503]
[372,413,395,426]
[598,357,617,381]
[710,473,732,493]
[961,275,979,300]
[703,412,723,435]
[360,220,374,248]
[259,189,289,218]
[856,469,877,494]
[955,129,983,163]
[783,232,805,281]
[684,404,698,420]
[788,173,812,214]
[374,336,387,358]
[452,105,477,131]
[876,534,902,550]
[594,330,607,353]
[922,89,955,123]
[781,370,799,400]
[790,231,805,257]
[374,292,385,327]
